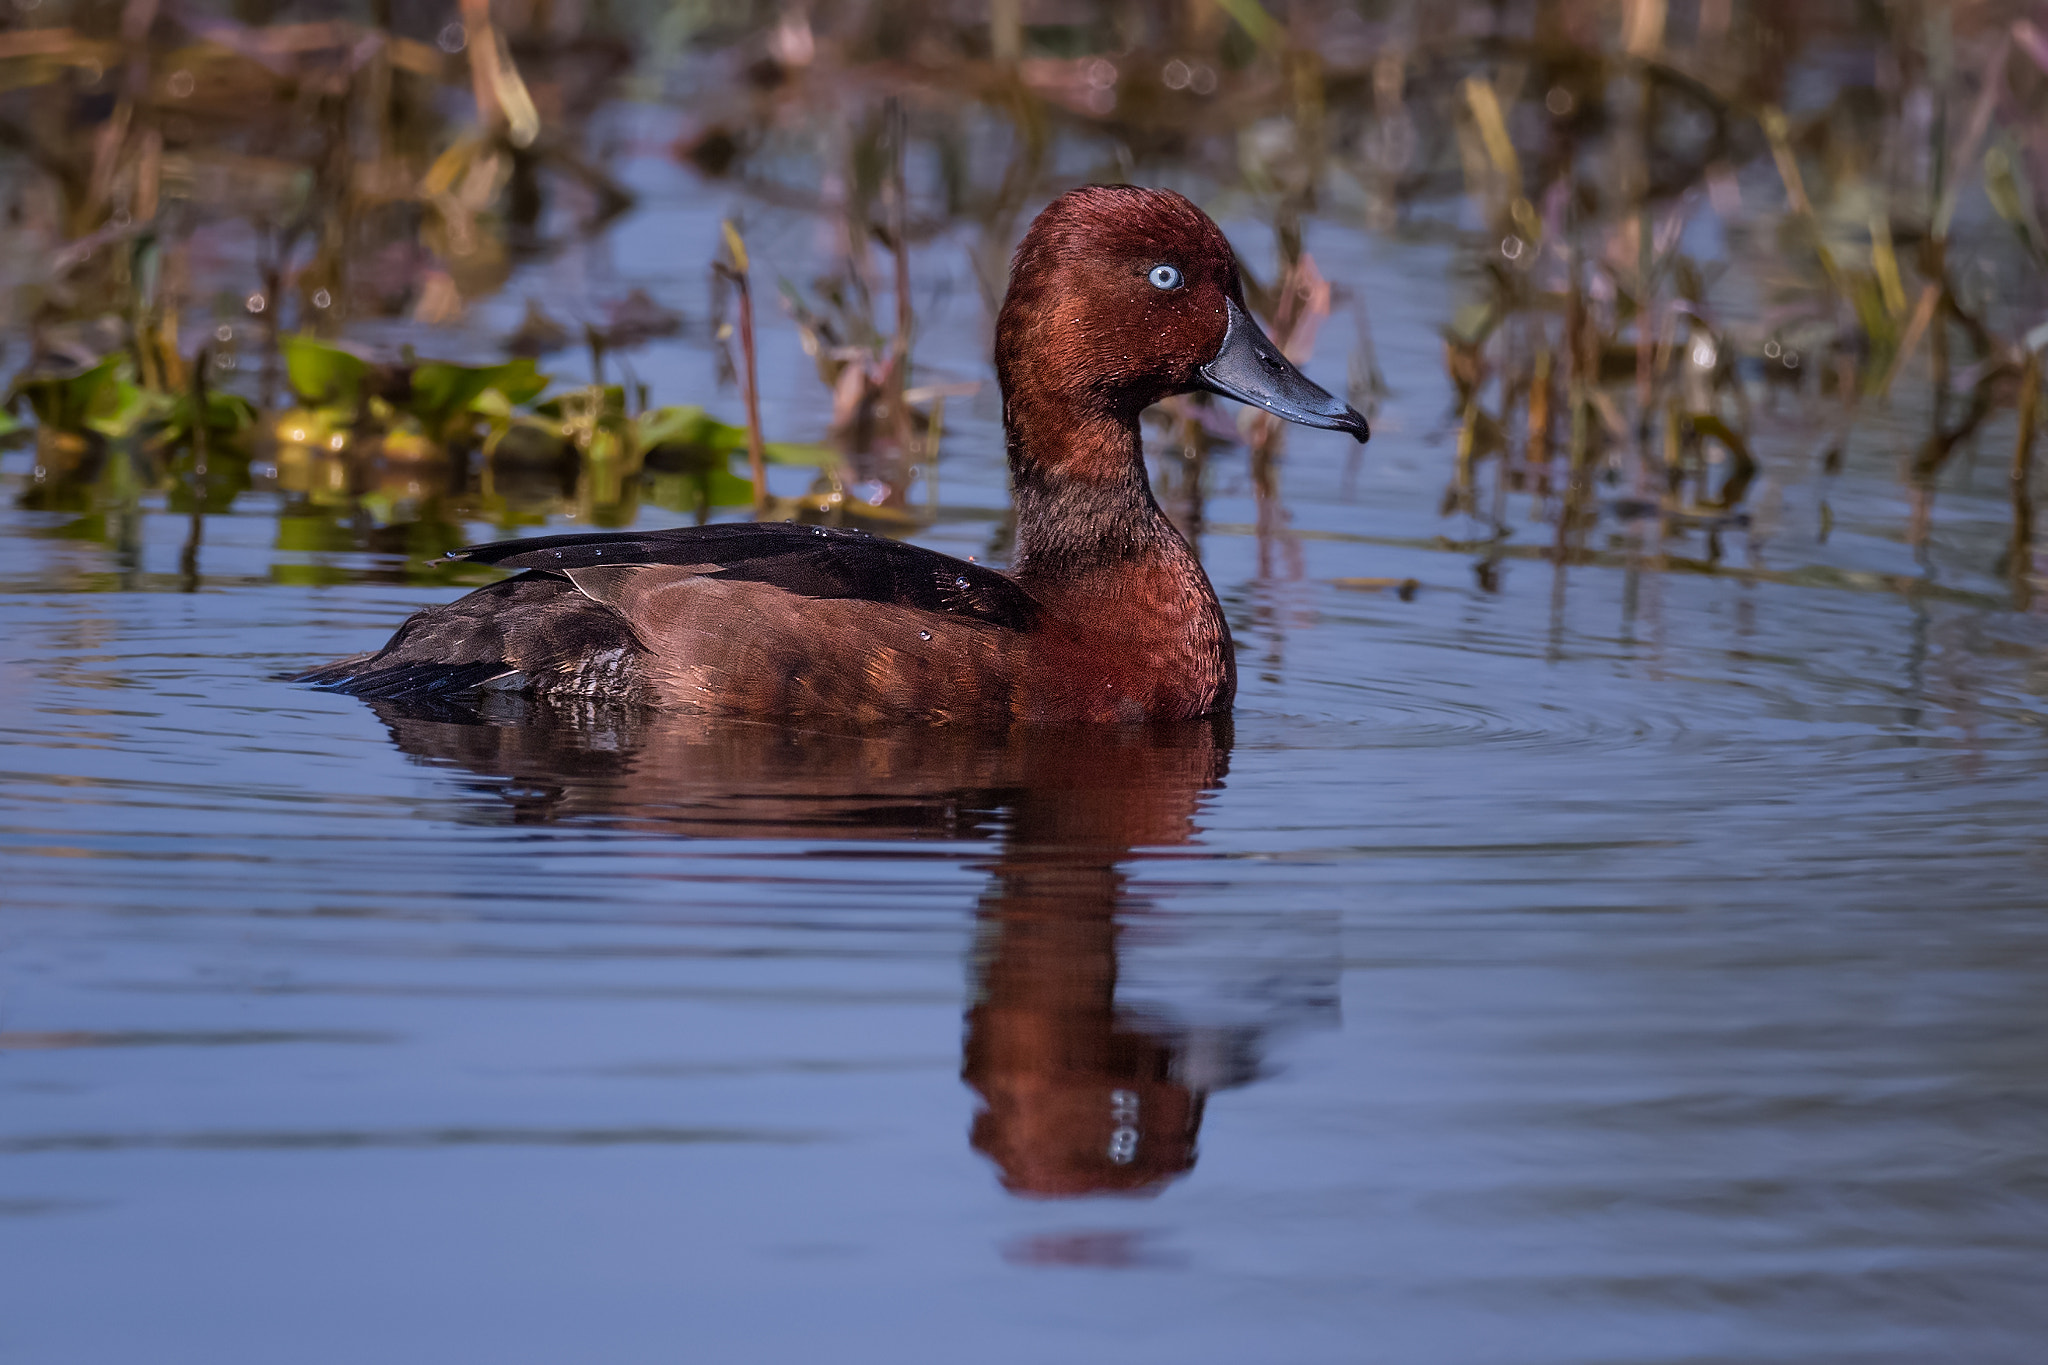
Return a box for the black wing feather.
[452,522,1040,631]
[294,658,515,701]
[450,520,827,569]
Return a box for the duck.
[295,185,1369,724]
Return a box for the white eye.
[1147,264,1183,290]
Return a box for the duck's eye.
[1147,264,1183,291]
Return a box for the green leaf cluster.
[13,334,810,523]
[7,357,168,438]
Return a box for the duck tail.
[286,655,521,701]
[285,570,641,704]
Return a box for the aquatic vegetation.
[1,0,2044,598]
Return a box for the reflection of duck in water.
[371,700,1332,1197]
[963,791,1225,1198]
[957,721,1229,1197]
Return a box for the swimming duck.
[296,186,1368,724]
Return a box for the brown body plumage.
[295,186,1367,724]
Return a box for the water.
[5,142,2048,1364]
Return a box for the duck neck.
[1001,392,1237,716]
[1006,403,1196,587]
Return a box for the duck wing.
[295,523,1039,709]
[450,521,1040,630]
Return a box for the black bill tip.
[1197,297,1370,443]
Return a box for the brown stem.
[1928,243,1950,425]
[1559,257,1593,560]
[2011,351,2041,584]
[886,98,916,467]
[1527,346,1554,510]
[733,267,767,517]
[255,221,288,409]
[180,344,209,593]
[1635,209,1654,450]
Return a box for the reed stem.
[720,219,769,517]
[886,99,917,467]
[179,344,209,593]
[2011,350,2041,582]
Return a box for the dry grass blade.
[1879,285,1942,398]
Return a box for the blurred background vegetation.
[2,0,2045,594]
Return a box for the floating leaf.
[158,389,258,449]
[486,417,575,466]
[410,357,547,437]
[8,355,123,432]
[636,404,744,452]
[95,376,173,439]
[644,466,758,514]
[282,336,370,410]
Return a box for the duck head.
[995,185,1369,477]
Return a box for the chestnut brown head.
[995,185,1368,445]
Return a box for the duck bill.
[1197,297,1369,443]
